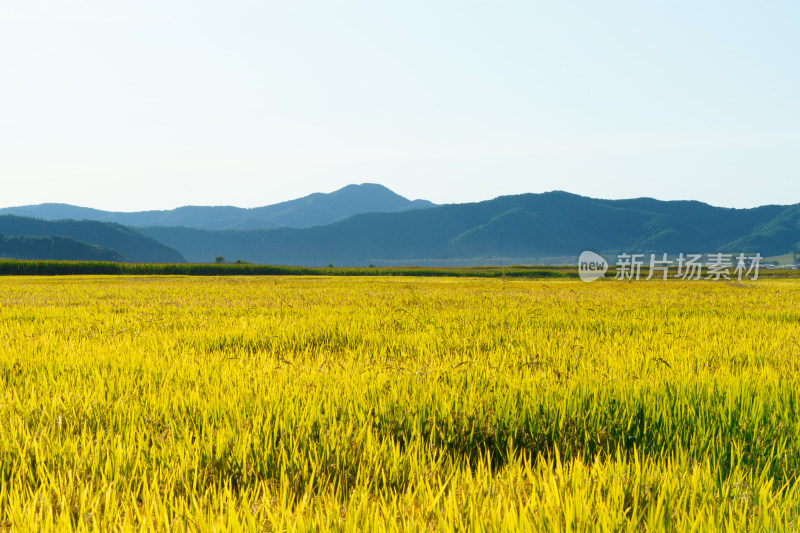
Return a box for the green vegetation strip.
[1,259,798,278]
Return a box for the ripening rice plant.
[0,275,798,531]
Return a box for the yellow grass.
[1,276,799,531]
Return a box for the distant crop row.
[2,258,799,279]
[0,259,574,278]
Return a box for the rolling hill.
[0,234,125,262]
[0,216,185,263]
[0,184,435,230]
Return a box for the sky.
[1,1,799,211]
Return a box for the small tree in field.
[215,256,225,264]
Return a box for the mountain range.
[138,192,800,265]
[0,184,435,230]
[1,185,799,266]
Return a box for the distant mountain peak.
[339,182,391,190]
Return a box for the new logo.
[578,251,608,282]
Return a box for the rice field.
[1,275,799,531]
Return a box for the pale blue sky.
[2,1,798,210]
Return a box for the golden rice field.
[1,275,799,531]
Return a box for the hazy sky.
[2,1,798,211]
